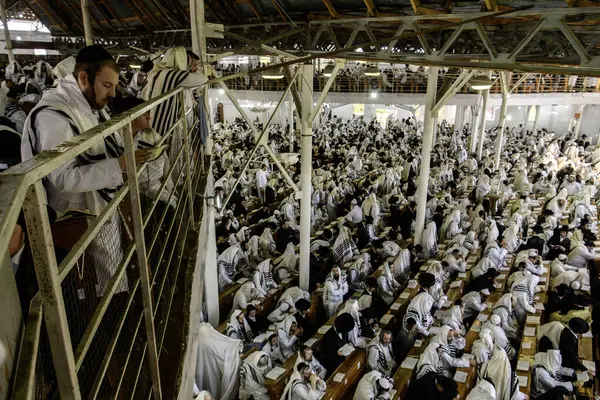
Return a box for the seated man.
[296,345,327,380]
[538,318,590,371]
[354,371,393,400]
[282,362,327,399]
[366,330,397,376]
[320,313,355,378]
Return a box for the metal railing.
[2,86,208,399]
[210,70,600,94]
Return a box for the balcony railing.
[210,70,600,95]
[3,88,208,399]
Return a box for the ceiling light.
[518,106,522,109]
[365,65,380,77]
[506,115,512,121]
[371,92,378,98]
[130,64,141,69]
[219,89,225,95]
[323,63,335,77]
[551,111,559,115]
[469,75,492,91]
[16,36,21,41]
[262,68,284,80]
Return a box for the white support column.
[477,87,490,161]
[299,64,314,291]
[414,67,439,246]
[470,102,480,154]
[0,0,14,63]
[454,105,465,132]
[532,105,541,134]
[289,92,294,152]
[494,72,509,170]
[80,0,93,46]
[574,104,585,138]
[432,117,438,146]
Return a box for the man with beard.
[367,330,397,376]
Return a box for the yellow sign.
[353,104,364,115]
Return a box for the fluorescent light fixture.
[130,64,141,69]
[313,103,317,106]
[551,111,559,115]
[16,36,21,41]
[518,106,522,109]
[262,68,284,80]
[469,76,492,91]
[355,48,364,52]
[219,89,225,95]
[507,115,512,121]
[371,92,378,98]
[365,65,380,77]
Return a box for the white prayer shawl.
[323,270,349,318]
[259,228,277,257]
[431,325,469,377]
[504,224,520,253]
[466,379,497,400]
[537,321,565,350]
[377,262,400,305]
[441,210,462,240]
[348,253,371,290]
[231,282,262,315]
[333,226,356,264]
[277,315,299,359]
[195,323,242,400]
[479,347,515,400]
[491,294,517,337]
[404,292,434,335]
[442,305,465,335]
[416,342,442,379]
[550,258,578,278]
[482,320,514,360]
[552,269,589,289]
[339,300,367,348]
[422,221,439,259]
[367,336,396,374]
[472,328,495,365]
[253,259,277,297]
[392,249,411,282]
[281,370,324,400]
[353,371,389,400]
[532,350,574,397]
[279,243,299,270]
[471,257,497,278]
[476,175,492,200]
[218,244,247,292]
[362,193,381,225]
[240,351,271,400]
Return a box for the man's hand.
[119,149,154,171]
[469,359,477,367]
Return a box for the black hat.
[295,299,311,311]
[418,272,436,289]
[560,225,570,232]
[569,317,590,334]
[334,313,356,334]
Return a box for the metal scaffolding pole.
[299,64,314,291]
[414,67,439,246]
[532,105,541,134]
[476,86,490,161]
[0,0,14,63]
[80,0,93,46]
[574,104,585,138]
[494,72,509,170]
[289,92,294,152]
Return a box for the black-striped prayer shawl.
[146,69,189,136]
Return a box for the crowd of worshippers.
[207,111,600,400]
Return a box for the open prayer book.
[265,366,287,380]
[339,343,355,357]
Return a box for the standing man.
[255,163,269,203]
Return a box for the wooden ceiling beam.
[322,0,343,18]
[410,0,445,15]
[364,0,377,17]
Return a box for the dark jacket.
[320,328,350,377]
[559,328,586,371]
[524,235,545,255]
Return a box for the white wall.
[209,89,600,141]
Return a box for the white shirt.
[256,169,269,188]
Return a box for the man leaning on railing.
[20,45,153,298]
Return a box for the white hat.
[490,314,501,325]
[280,303,290,312]
[528,250,538,257]
[378,378,392,390]
[481,289,491,296]
[558,254,567,261]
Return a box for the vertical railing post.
[180,91,195,224]
[80,0,93,46]
[23,181,81,400]
[122,122,163,400]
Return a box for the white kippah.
[528,250,538,257]
[490,314,501,325]
[571,281,581,290]
[558,254,567,261]
[378,378,391,390]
